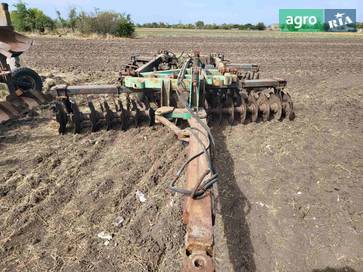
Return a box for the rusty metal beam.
[135,53,165,74]
[0,3,12,27]
[50,84,132,96]
[155,115,190,142]
[182,115,214,272]
[241,78,287,88]
[226,63,259,72]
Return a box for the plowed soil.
[1,31,363,272]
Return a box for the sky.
[5,0,362,25]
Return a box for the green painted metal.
[123,67,239,116]
[140,68,193,79]
[124,70,237,89]
[124,76,192,90]
[140,69,179,78]
[166,111,192,120]
[128,68,237,89]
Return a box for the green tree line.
[138,21,267,30]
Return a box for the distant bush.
[115,14,135,37]
[68,8,77,32]
[195,20,205,29]
[75,11,134,37]
[74,11,94,34]
[255,22,266,31]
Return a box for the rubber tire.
[11,67,43,93]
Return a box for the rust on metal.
[0,3,11,27]
[182,116,214,272]
[155,115,190,142]
[0,2,33,59]
[50,84,131,96]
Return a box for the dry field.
[1,29,363,271]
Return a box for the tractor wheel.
[11,67,43,93]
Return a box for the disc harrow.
[49,51,295,272]
[51,51,294,134]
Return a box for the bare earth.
[1,30,363,272]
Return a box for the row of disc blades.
[52,88,294,134]
[52,97,155,134]
[205,89,295,125]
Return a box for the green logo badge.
[279,9,324,32]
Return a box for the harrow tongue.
[49,51,295,271]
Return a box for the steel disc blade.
[217,95,222,125]
[62,97,72,114]
[257,93,270,122]
[148,108,155,126]
[53,102,68,134]
[226,95,234,125]
[71,102,82,134]
[88,101,100,132]
[282,92,295,121]
[130,100,140,127]
[104,101,113,131]
[121,111,128,131]
[234,93,247,124]
[248,94,258,122]
[204,99,213,125]
[269,94,282,120]
[239,97,247,124]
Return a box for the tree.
[28,8,54,32]
[10,2,30,31]
[195,20,204,29]
[115,14,135,37]
[68,8,77,32]
[56,10,67,28]
[256,22,266,31]
[10,2,54,32]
